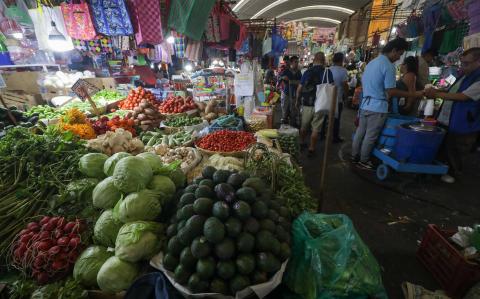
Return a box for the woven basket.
[195,145,246,158]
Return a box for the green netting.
[284,213,388,299]
[168,0,216,40]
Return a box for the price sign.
[71,79,100,100]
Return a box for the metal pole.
[387,5,399,42]
[318,86,337,211]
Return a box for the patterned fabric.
[447,0,468,21]
[173,32,185,58]
[90,0,133,36]
[205,4,221,43]
[468,0,480,35]
[61,1,97,40]
[185,38,202,61]
[127,0,163,45]
[73,36,113,53]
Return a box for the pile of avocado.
[163,166,292,295]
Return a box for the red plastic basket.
[417,224,480,299]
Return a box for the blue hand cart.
[372,99,449,181]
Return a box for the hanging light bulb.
[184,64,193,72]
[218,61,224,67]
[48,21,73,52]
[380,39,386,46]
[166,36,175,44]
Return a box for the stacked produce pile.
[118,87,160,111]
[86,128,144,156]
[24,105,62,121]
[159,95,196,114]
[58,108,96,140]
[196,130,256,153]
[277,135,300,159]
[162,166,291,295]
[142,130,194,149]
[132,99,164,130]
[0,106,39,132]
[164,115,202,127]
[90,114,136,136]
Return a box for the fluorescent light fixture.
[12,32,23,39]
[391,27,397,34]
[166,36,175,44]
[285,17,341,25]
[233,0,250,12]
[276,5,354,18]
[184,64,193,72]
[251,0,288,19]
[380,39,386,45]
[48,21,73,52]
[307,52,311,55]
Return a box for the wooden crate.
[0,90,44,110]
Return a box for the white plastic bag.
[314,68,335,113]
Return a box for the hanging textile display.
[168,0,216,41]
[28,6,74,51]
[467,0,480,35]
[422,3,442,52]
[72,36,113,54]
[90,0,134,36]
[4,0,32,27]
[185,38,202,61]
[172,31,185,58]
[127,0,163,45]
[61,0,97,41]
[205,3,221,43]
[151,42,173,63]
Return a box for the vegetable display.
[24,105,62,120]
[86,128,144,155]
[118,86,160,111]
[90,114,136,136]
[196,130,256,153]
[97,256,139,293]
[142,130,194,149]
[1,106,39,131]
[148,146,203,172]
[159,95,196,114]
[162,167,291,295]
[277,135,300,159]
[12,216,86,284]
[132,99,164,130]
[73,245,113,288]
[58,108,96,140]
[164,115,202,127]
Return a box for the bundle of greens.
[0,127,89,260]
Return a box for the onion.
[27,222,40,232]
[39,216,51,226]
[56,217,66,229]
[42,222,55,232]
[18,229,30,236]
[63,222,76,233]
[36,240,53,251]
[68,237,80,249]
[57,236,70,247]
[38,231,51,240]
[51,259,68,271]
[53,229,63,240]
[48,246,61,256]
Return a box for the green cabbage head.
[97,256,139,293]
[94,210,123,248]
[113,156,153,193]
[73,245,113,288]
[104,152,131,176]
[118,189,162,223]
[148,175,176,202]
[169,168,186,188]
[115,221,164,262]
[79,153,108,179]
[137,152,163,174]
[92,177,122,209]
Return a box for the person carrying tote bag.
[315,66,336,113]
[61,0,97,40]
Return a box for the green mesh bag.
[168,0,216,40]
[284,213,388,299]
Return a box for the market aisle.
[300,107,479,299]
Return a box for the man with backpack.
[295,52,334,156]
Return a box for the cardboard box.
[2,71,42,94]
[0,90,44,110]
[85,78,117,91]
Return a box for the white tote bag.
[314,68,335,113]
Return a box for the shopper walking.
[295,52,334,157]
[425,47,480,183]
[352,38,424,169]
[279,55,302,126]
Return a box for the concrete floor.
[299,107,479,299]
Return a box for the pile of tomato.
[118,87,160,111]
[196,130,256,152]
[158,96,196,114]
[12,217,85,284]
[90,114,136,136]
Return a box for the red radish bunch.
[159,96,196,114]
[12,216,85,284]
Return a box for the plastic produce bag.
[285,213,387,299]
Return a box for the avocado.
[225,217,242,238]
[174,264,191,284]
[258,188,272,201]
[214,183,236,203]
[177,227,195,246]
[230,275,251,294]
[186,215,207,237]
[193,197,213,216]
[217,260,236,280]
[193,177,203,185]
[195,185,214,199]
[252,201,268,219]
[256,230,274,252]
[260,219,276,233]
[213,169,231,184]
[278,242,291,261]
[275,225,289,242]
[203,217,225,244]
[236,254,255,275]
[243,218,260,234]
[202,166,217,179]
[162,253,179,271]
[268,209,279,222]
[180,246,197,269]
[251,271,268,284]
[199,179,214,189]
[167,236,184,255]
[256,252,281,273]
[187,273,208,293]
[166,223,177,238]
[196,257,216,279]
[278,206,290,218]
[210,278,228,294]
[212,201,230,220]
[270,238,281,256]
[235,187,256,204]
[169,168,186,188]
[242,177,266,195]
[236,232,255,253]
[233,201,251,220]
[180,204,195,220]
[214,238,235,260]
[191,236,211,259]
[179,193,196,207]
[238,171,250,179]
[227,173,246,189]
[184,184,198,194]
[177,220,186,230]
[268,200,281,211]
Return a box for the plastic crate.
[417,224,480,299]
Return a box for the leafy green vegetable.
[94,210,123,248]
[79,153,108,179]
[97,256,139,293]
[92,177,122,209]
[73,245,113,288]
[103,152,131,176]
[137,152,164,174]
[148,175,176,201]
[115,221,164,262]
[113,156,153,193]
[118,189,163,222]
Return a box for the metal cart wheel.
[376,164,390,181]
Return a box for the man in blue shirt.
[352,38,424,169]
[279,55,302,126]
[296,52,334,156]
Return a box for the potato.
[137,113,146,121]
[144,108,155,115]
[140,120,153,125]
[134,106,143,113]
[196,101,206,111]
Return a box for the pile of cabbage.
[74,152,186,293]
